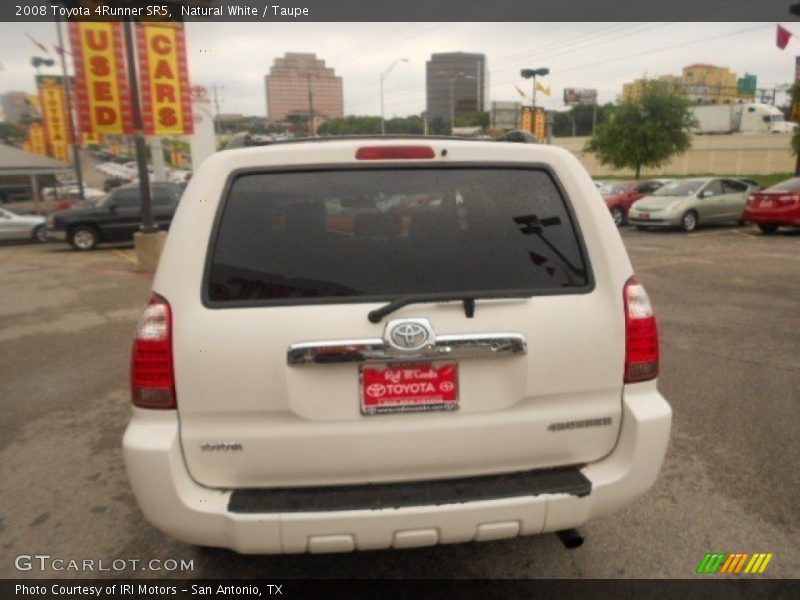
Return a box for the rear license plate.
[761,200,774,208]
[360,362,459,415]
[639,212,650,219]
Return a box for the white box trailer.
[690,103,794,134]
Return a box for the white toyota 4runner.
[123,138,672,554]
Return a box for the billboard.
[37,75,72,159]
[136,22,194,135]
[69,22,134,136]
[736,73,757,98]
[563,87,598,106]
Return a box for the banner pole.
[122,20,156,234]
[55,19,85,202]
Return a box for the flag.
[26,33,49,54]
[777,25,792,50]
[514,84,528,98]
[536,81,551,96]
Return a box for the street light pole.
[380,58,407,135]
[307,74,315,136]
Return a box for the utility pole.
[122,21,155,234]
[55,19,84,201]
[380,58,407,135]
[307,74,315,136]
[209,83,223,135]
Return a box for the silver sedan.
[0,207,48,243]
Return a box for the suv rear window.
[206,168,590,305]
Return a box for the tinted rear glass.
[207,168,589,305]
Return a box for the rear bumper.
[628,216,677,228]
[122,383,671,554]
[744,206,800,226]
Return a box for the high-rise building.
[426,53,487,127]
[265,53,343,123]
[1,91,36,125]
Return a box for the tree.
[454,111,490,129]
[585,81,695,178]
[786,84,800,175]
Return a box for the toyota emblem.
[390,323,428,349]
[384,318,435,352]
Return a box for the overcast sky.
[0,22,794,117]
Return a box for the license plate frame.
[359,362,459,415]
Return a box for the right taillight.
[131,293,176,409]
[624,276,659,383]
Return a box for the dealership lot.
[0,227,798,579]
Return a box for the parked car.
[47,182,182,250]
[0,206,47,243]
[628,177,750,232]
[123,138,672,554]
[103,176,129,192]
[737,178,762,191]
[600,180,667,226]
[744,176,800,233]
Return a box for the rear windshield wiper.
[368,293,530,324]
[368,295,474,323]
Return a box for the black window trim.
[201,162,596,310]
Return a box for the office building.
[426,53,487,125]
[265,53,343,122]
[1,92,36,125]
[622,64,749,104]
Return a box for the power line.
[350,23,773,114]
[344,0,756,113]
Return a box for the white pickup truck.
[123,137,672,554]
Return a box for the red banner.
[136,22,194,135]
[69,22,133,136]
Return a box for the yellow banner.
[69,22,132,135]
[28,124,47,156]
[51,143,71,162]
[138,22,194,135]
[38,76,72,156]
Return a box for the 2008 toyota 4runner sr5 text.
[123,138,672,554]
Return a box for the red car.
[600,180,667,226]
[745,177,800,233]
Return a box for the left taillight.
[624,276,659,383]
[131,293,176,409]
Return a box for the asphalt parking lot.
[0,226,798,579]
